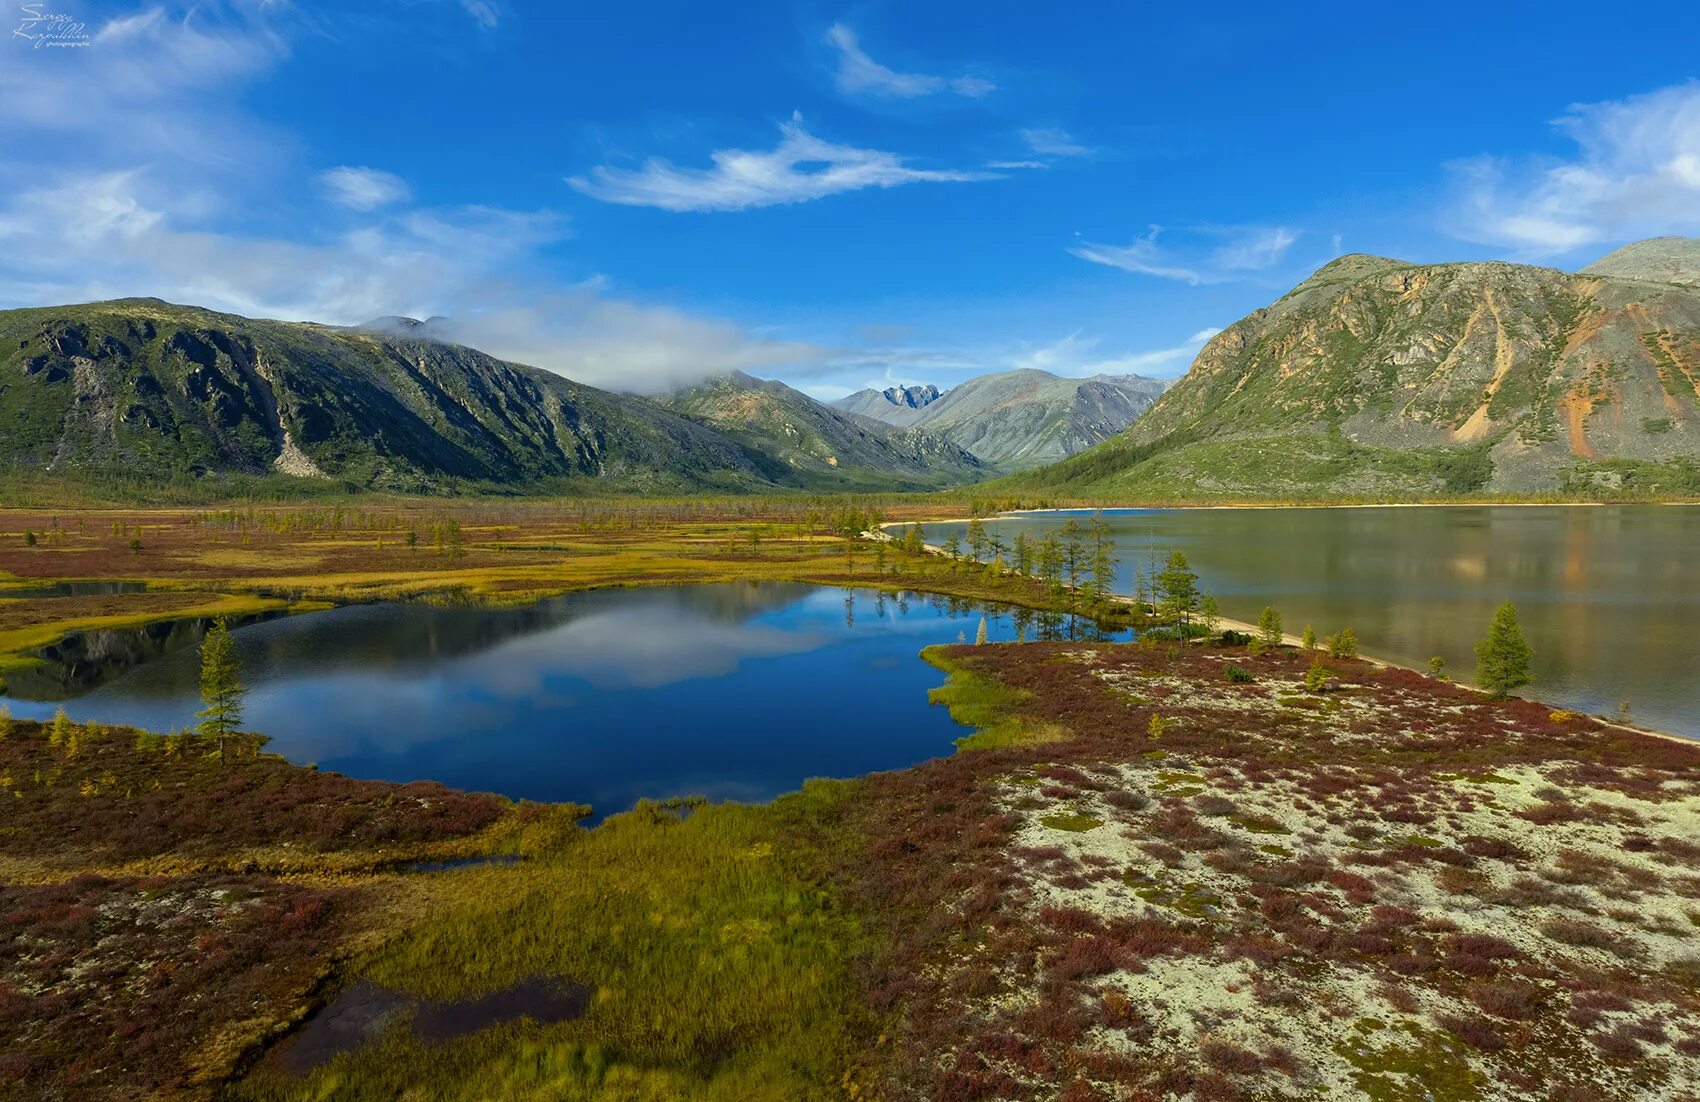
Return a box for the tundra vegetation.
[2,501,1698,1101]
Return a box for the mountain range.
[657,371,983,490]
[1005,237,1700,498]
[0,299,995,494]
[833,369,1168,468]
[3,237,1697,499]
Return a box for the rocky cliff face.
[1009,242,1700,497]
[0,300,777,493]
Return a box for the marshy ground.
[2,501,1697,1100]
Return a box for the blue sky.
[2,1,1698,397]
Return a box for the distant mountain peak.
[881,383,941,409]
[1582,236,1700,287]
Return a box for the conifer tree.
[1301,624,1317,651]
[1011,531,1032,576]
[1087,513,1117,605]
[196,619,248,764]
[1200,594,1221,636]
[1257,606,1283,649]
[1155,551,1200,631]
[966,519,988,564]
[1474,601,1532,699]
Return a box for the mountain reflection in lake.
[2,583,1114,817]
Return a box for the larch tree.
[1200,594,1221,636]
[196,618,249,764]
[1156,551,1200,631]
[1474,601,1533,699]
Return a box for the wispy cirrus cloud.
[1448,81,1700,255]
[798,325,1219,400]
[457,0,500,29]
[1069,225,1300,285]
[824,23,993,99]
[1009,328,1218,378]
[1021,127,1090,158]
[988,127,1094,170]
[568,115,996,212]
[317,166,412,211]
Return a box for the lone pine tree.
[1474,601,1533,699]
[197,619,249,764]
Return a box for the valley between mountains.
[4,237,1696,502]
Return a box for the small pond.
[1,583,1119,816]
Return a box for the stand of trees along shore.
[892,513,1538,701]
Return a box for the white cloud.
[0,3,291,170]
[0,167,822,393]
[1009,328,1217,379]
[458,0,500,29]
[317,166,412,211]
[1069,225,1299,284]
[824,23,993,99]
[431,293,830,394]
[568,115,996,211]
[1448,81,1700,255]
[1021,127,1090,158]
[0,169,559,320]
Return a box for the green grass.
[1039,812,1102,832]
[232,782,871,1101]
[921,645,1064,751]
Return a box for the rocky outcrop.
[1008,240,1700,497]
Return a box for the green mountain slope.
[659,372,986,490]
[833,369,1166,469]
[0,299,785,494]
[1006,242,1700,498]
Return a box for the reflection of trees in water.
[11,578,1130,707]
[7,610,285,700]
[15,583,822,703]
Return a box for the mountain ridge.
[1003,240,1700,498]
[0,299,975,494]
[659,371,985,490]
[833,367,1167,469]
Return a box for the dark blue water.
[2,584,1097,817]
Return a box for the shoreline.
[874,521,1696,748]
[986,500,1700,515]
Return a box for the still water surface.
[2,584,1084,816]
[925,505,1700,739]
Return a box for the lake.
[0,583,1103,817]
[922,505,1700,740]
